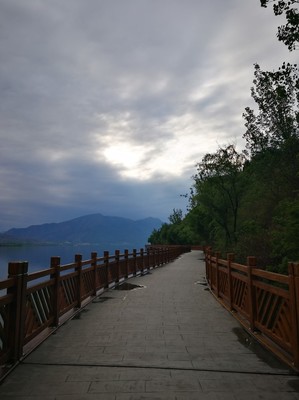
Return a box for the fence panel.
[205,249,299,370]
[119,253,128,280]
[81,266,96,300]
[59,271,79,315]
[96,259,107,289]
[218,263,229,302]
[0,278,15,365]
[253,277,292,355]
[25,280,55,344]
[0,245,188,379]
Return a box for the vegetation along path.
[1,250,299,399]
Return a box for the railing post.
[104,251,109,288]
[124,249,129,278]
[152,247,155,265]
[155,248,158,267]
[227,253,234,311]
[159,248,162,266]
[247,256,257,331]
[215,252,221,298]
[50,256,60,327]
[7,261,28,362]
[75,254,83,308]
[146,247,150,271]
[140,248,144,274]
[91,252,97,296]
[156,248,159,267]
[133,249,137,275]
[205,247,212,285]
[115,250,120,283]
[205,249,211,286]
[288,262,299,369]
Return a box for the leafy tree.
[148,210,200,245]
[243,62,299,156]
[168,208,183,224]
[234,151,285,265]
[261,0,299,50]
[271,198,299,271]
[192,145,246,249]
[183,205,212,245]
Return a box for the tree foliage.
[192,145,246,249]
[261,0,299,50]
[148,210,201,246]
[168,208,183,225]
[243,62,299,156]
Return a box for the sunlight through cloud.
[103,143,145,170]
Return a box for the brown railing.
[0,245,189,378]
[205,248,299,370]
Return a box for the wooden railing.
[205,248,299,370]
[0,245,189,378]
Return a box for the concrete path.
[0,250,299,399]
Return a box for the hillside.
[2,214,163,247]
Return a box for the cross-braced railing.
[205,248,299,370]
[0,245,190,378]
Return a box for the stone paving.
[0,250,299,399]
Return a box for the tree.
[238,58,299,267]
[271,198,299,271]
[192,145,245,249]
[168,208,183,225]
[243,62,299,156]
[148,208,202,245]
[261,0,299,50]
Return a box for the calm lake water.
[0,243,144,280]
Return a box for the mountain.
[2,214,163,247]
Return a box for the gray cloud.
[0,0,297,230]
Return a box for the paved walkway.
[1,250,299,399]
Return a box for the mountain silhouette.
[3,214,162,248]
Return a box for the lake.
[0,243,145,280]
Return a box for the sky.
[0,0,298,231]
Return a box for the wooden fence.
[0,245,189,379]
[205,248,299,370]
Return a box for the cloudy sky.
[0,0,297,231]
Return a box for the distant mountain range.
[0,214,163,247]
